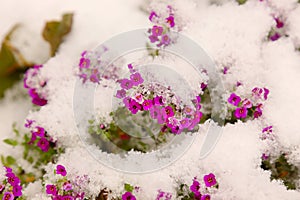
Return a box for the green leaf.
[0,25,31,98]
[124,183,134,192]
[3,138,18,146]
[236,0,247,5]
[6,156,16,165]
[42,13,73,56]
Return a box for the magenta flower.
[270,32,281,41]
[37,138,50,152]
[163,106,174,118]
[62,196,74,200]
[161,34,171,45]
[128,100,142,114]
[152,26,163,36]
[6,173,20,186]
[142,99,154,110]
[166,15,175,27]
[203,173,217,187]
[13,185,22,197]
[0,185,4,192]
[79,58,90,69]
[201,194,211,200]
[29,89,48,106]
[149,11,158,22]
[46,184,57,195]
[263,88,269,100]
[116,89,126,99]
[63,182,73,191]
[262,153,269,160]
[254,107,263,119]
[130,73,144,86]
[171,125,182,134]
[134,94,143,103]
[223,66,229,74]
[150,106,162,119]
[200,82,207,90]
[28,132,37,144]
[149,35,159,43]
[154,96,164,105]
[56,165,67,176]
[262,126,272,134]
[180,118,190,129]
[79,73,88,83]
[120,79,133,90]
[34,126,45,137]
[25,119,35,128]
[234,107,248,119]
[90,74,100,84]
[275,18,284,28]
[2,192,14,200]
[53,195,63,200]
[242,99,252,109]
[122,192,136,200]
[190,178,201,196]
[123,97,131,108]
[252,87,263,98]
[228,93,241,106]
[184,106,194,115]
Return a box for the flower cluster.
[77,47,120,85]
[116,64,202,134]
[25,119,55,152]
[148,5,177,48]
[0,167,23,199]
[269,16,285,41]
[45,165,89,200]
[189,173,218,200]
[156,189,172,200]
[23,65,48,106]
[227,87,269,121]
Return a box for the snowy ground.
[1,0,300,199]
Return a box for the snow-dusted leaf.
[42,13,73,56]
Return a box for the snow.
[0,0,300,199]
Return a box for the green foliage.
[42,13,73,56]
[176,183,195,200]
[261,153,299,190]
[124,183,134,192]
[236,0,247,5]
[1,124,63,185]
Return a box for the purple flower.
[166,15,175,27]
[53,195,63,200]
[142,99,154,110]
[184,106,194,115]
[120,79,133,90]
[203,173,217,187]
[228,93,241,106]
[5,167,12,173]
[122,192,136,200]
[0,185,4,192]
[56,165,67,176]
[37,138,50,152]
[6,173,20,186]
[130,73,144,86]
[275,18,284,28]
[13,185,22,197]
[171,125,182,134]
[134,94,143,103]
[123,97,131,108]
[190,178,201,196]
[63,182,73,191]
[79,73,88,83]
[62,196,74,200]
[79,58,90,69]
[262,126,272,134]
[150,106,162,120]
[25,119,35,128]
[200,82,207,90]
[180,118,190,129]
[234,107,248,119]
[163,106,174,118]
[32,96,48,106]
[149,35,159,43]
[116,89,126,99]
[263,88,269,100]
[223,66,229,74]
[128,100,142,114]
[28,132,37,144]
[34,126,45,137]
[270,32,281,41]
[201,194,211,200]
[90,73,100,83]
[252,87,263,98]
[2,192,14,200]
[262,153,269,160]
[152,26,163,36]
[161,34,171,45]
[254,106,263,119]
[149,11,158,22]
[46,184,57,195]
[242,99,252,109]
[154,96,164,105]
